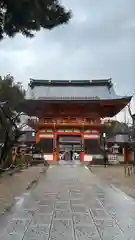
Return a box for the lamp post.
[103,132,107,166]
[103,132,106,151]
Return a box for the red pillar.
[80,134,84,162]
[80,151,84,162]
[124,147,130,164]
[53,132,57,161]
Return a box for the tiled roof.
[107,134,129,143]
[26,79,129,101]
[18,131,36,142]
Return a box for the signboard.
[59,136,81,142]
[57,129,80,132]
[108,154,119,164]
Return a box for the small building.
[19,79,131,163]
[18,130,36,146]
[107,133,132,163]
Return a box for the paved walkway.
[90,166,135,199]
[0,166,46,215]
[1,164,135,239]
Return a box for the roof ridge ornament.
[29,78,113,88]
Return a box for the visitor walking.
[64,150,70,161]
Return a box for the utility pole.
[132,114,135,165]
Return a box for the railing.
[42,119,99,125]
[28,118,103,126]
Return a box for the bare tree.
[128,103,133,123]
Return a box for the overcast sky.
[0,0,134,121]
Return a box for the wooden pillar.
[56,134,59,160]
[80,134,84,162]
[53,133,57,161]
[124,147,130,164]
[36,131,40,144]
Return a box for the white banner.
[84,134,99,139]
[44,154,53,161]
[39,134,53,138]
[84,155,93,161]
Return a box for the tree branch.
[128,103,133,121]
[11,112,24,121]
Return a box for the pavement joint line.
[88,207,102,239]
[70,199,77,240]
[16,196,25,206]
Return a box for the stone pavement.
[0,165,46,214]
[90,166,135,199]
[1,163,135,239]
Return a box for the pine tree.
[0,0,71,40]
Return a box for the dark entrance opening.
[37,139,53,154]
[58,136,81,161]
[84,139,102,155]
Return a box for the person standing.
[104,151,108,167]
[70,150,73,161]
[64,150,69,161]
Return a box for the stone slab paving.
[1,164,135,239]
[0,165,46,215]
[90,166,135,199]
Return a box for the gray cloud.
[0,0,135,119]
